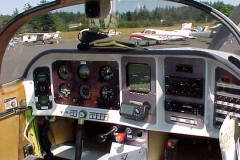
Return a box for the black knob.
[97,126,118,143]
[97,134,107,143]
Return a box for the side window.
[145,30,151,34]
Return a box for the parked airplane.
[190,23,222,38]
[22,31,61,45]
[129,23,194,45]
[191,25,208,32]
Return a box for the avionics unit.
[164,57,205,129]
[120,57,156,124]
[214,67,240,128]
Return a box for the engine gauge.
[100,85,114,102]
[100,65,113,82]
[58,65,70,80]
[38,95,49,106]
[36,71,47,82]
[78,66,90,80]
[59,83,71,98]
[79,84,92,100]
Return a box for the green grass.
[60,31,80,40]
[59,21,239,40]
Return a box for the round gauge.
[79,84,92,100]
[100,85,114,102]
[37,71,47,82]
[39,85,46,92]
[100,65,113,82]
[58,65,70,80]
[59,83,71,98]
[78,66,90,80]
[38,95,49,106]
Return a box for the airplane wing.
[23,33,44,36]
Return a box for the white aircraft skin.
[22,31,61,45]
[130,23,194,45]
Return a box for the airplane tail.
[53,31,61,39]
[181,23,192,31]
[197,26,203,32]
[202,26,208,31]
[180,23,193,37]
[197,26,208,32]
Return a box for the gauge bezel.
[100,85,115,103]
[99,65,113,82]
[79,84,92,100]
[59,83,71,98]
[58,65,70,80]
[36,71,47,82]
[38,95,49,106]
[78,65,91,80]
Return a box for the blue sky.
[0,0,239,15]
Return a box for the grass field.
[59,22,239,40]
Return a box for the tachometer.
[100,85,114,102]
[59,83,71,98]
[99,65,113,82]
[79,84,92,100]
[58,65,70,80]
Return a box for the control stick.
[97,126,118,143]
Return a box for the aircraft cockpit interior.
[0,0,240,159]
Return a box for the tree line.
[0,1,235,33]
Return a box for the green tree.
[50,14,68,31]
[125,11,133,21]
[23,3,33,11]
[12,8,19,17]
[135,5,152,21]
[0,15,12,28]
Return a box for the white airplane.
[190,23,222,38]
[130,23,194,45]
[22,31,61,45]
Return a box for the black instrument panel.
[164,57,205,129]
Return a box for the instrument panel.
[26,49,240,138]
[214,67,240,128]
[52,60,120,110]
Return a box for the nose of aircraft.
[129,33,140,40]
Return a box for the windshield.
[0,0,240,84]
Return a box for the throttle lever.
[97,126,118,143]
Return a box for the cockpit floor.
[51,142,111,160]
[51,134,222,160]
